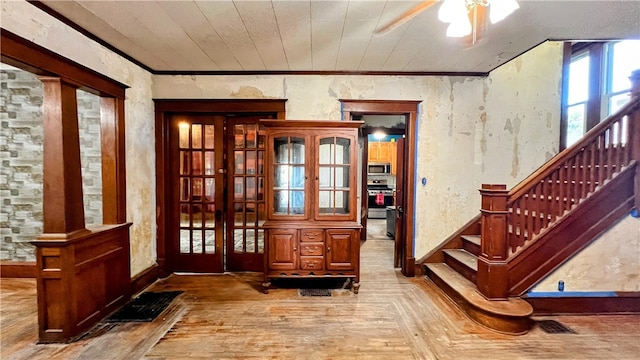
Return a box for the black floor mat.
[106,291,183,322]
[537,320,576,334]
[299,288,332,297]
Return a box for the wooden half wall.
[1,30,131,343]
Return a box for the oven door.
[367,192,394,218]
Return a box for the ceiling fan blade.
[375,0,438,35]
[462,4,487,48]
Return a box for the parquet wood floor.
[2,230,639,359]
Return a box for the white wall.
[1,1,157,276]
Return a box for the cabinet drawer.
[300,257,324,270]
[300,242,324,256]
[300,229,324,242]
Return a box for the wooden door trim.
[341,100,420,277]
[154,99,286,276]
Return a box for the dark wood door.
[394,138,405,269]
[225,117,269,271]
[169,115,225,272]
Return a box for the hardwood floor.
[2,235,639,359]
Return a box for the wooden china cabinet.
[261,120,364,294]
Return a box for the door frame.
[360,126,405,241]
[341,100,420,277]
[154,99,286,276]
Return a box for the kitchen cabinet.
[368,141,398,175]
[261,120,363,293]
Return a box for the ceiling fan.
[376,0,520,47]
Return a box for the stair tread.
[460,235,481,246]
[426,263,533,317]
[443,249,478,271]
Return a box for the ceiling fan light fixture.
[446,18,472,37]
[489,0,520,24]
[438,0,468,24]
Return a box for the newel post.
[477,184,510,299]
[629,69,640,210]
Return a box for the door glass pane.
[235,126,244,147]
[258,203,266,226]
[192,205,202,228]
[257,151,264,174]
[291,138,305,163]
[246,177,256,200]
[319,137,335,165]
[180,151,189,175]
[193,230,203,253]
[257,177,264,201]
[180,204,190,226]
[290,190,305,214]
[179,122,190,148]
[234,229,244,252]
[180,229,190,253]
[205,203,215,227]
[257,230,264,252]
[336,190,349,214]
[204,151,214,175]
[204,125,214,149]
[246,124,257,148]
[205,230,215,254]
[205,178,214,200]
[246,229,256,252]
[234,151,244,174]
[336,137,350,164]
[234,178,244,199]
[193,178,203,201]
[337,167,348,188]
[319,167,333,188]
[180,178,190,201]
[246,202,256,225]
[192,124,202,149]
[246,150,257,174]
[192,152,202,175]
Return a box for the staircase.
[419,70,640,335]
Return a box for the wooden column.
[477,184,510,299]
[39,76,87,235]
[629,69,640,210]
[100,96,127,224]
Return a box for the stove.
[367,180,394,219]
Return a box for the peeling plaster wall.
[533,216,640,292]
[153,42,564,265]
[1,1,156,276]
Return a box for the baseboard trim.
[0,261,36,278]
[524,291,640,315]
[130,263,160,295]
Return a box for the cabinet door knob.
[327,246,331,252]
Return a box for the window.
[562,40,640,149]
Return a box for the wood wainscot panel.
[525,292,640,315]
[32,223,132,343]
[0,261,37,278]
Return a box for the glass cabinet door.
[317,135,352,218]
[272,135,306,217]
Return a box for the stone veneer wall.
[0,67,104,262]
[77,89,103,226]
[0,66,43,261]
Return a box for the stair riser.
[461,239,481,257]
[444,253,477,284]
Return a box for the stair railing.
[477,69,640,299]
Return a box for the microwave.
[368,163,391,174]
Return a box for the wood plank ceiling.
[36,1,640,74]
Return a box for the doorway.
[341,100,420,277]
[155,100,286,275]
